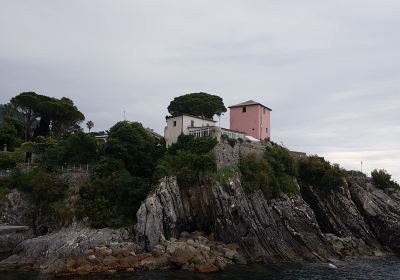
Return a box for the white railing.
[188,126,217,138]
[220,128,245,140]
[188,126,245,140]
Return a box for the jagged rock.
[349,177,400,253]
[300,180,381,250]
[0,189,32,226]
[195,263,219,273]
[169,245,197,266]
[135,175,338,262]
[0,225,130,272]
[0,231,34,253]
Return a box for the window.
[263,108,266,114]
[191,120,194,127]
[173,121,176,127]
[266,128,268,133]
[242,107,246,113]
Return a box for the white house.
[164,114,217,146]
[164,113,245,146]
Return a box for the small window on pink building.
[242,107,246,113]
[263,108,266,114]
[266,128,268,133]
[173,121,177,127]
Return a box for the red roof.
[228,100,272,111]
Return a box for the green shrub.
[0,155,16,169]
[371,169,400,190]
[265,143,297,177]
[238,143,300,200]
[0,176,12,197]
[63,132,98,164]
[3,170,70,224]
[76,121,165,228]
[239,153,280,199]
[168,134,218,155]
[227,138,237,148]
[156,134,218,189]
[77,158,150,228]
[277,174,299,196]
[297,156,346,195]
[211,165,239,183]
[157,150,217,189]
[0,186,10,197]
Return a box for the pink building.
[229,100,272,140]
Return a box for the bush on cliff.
[1,170,71,225]
[76,121,164,228]
[264,143,299,195]
[240,153,280,199]
[156,135,218,188]
[77,158,150,228]
[0,155,17,169]
[239,143,299,200]
[371,169,400,190]
[297,156,346,194]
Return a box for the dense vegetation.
[167,92,227,119]
[239,143,299,200]
[0,170,70,229]
[156,134,218,189]
[76,121,165,228]
[297,156,346,195]
[371,169,400,190]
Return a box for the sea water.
[1,256,399,280]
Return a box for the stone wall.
[214,141,267,169]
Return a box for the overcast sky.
[0,1,399,181]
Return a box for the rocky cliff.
[135,142,398,261]
[1,142,399,275]
[135,176,338,262]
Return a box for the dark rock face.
[0,190,32,226]
[0,231,34,254]
[0,190,34,253]
[0,225,131,273]
[135,143,400,262]
[300,181,381,249]
[136,176,338,262]
[349,177,400,253]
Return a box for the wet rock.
[169,245,196,266]
[195,263,219,273]
[349,177,400,253]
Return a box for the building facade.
[164,114,217,146]
[229,100,272,140]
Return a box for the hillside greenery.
[0,170,71,226]
[156,134,218,189]
[239,142,299,200]
[297,155,346,195]
[76,121,165,228]
[371,169,400,190]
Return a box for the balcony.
[188,126,245,140]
